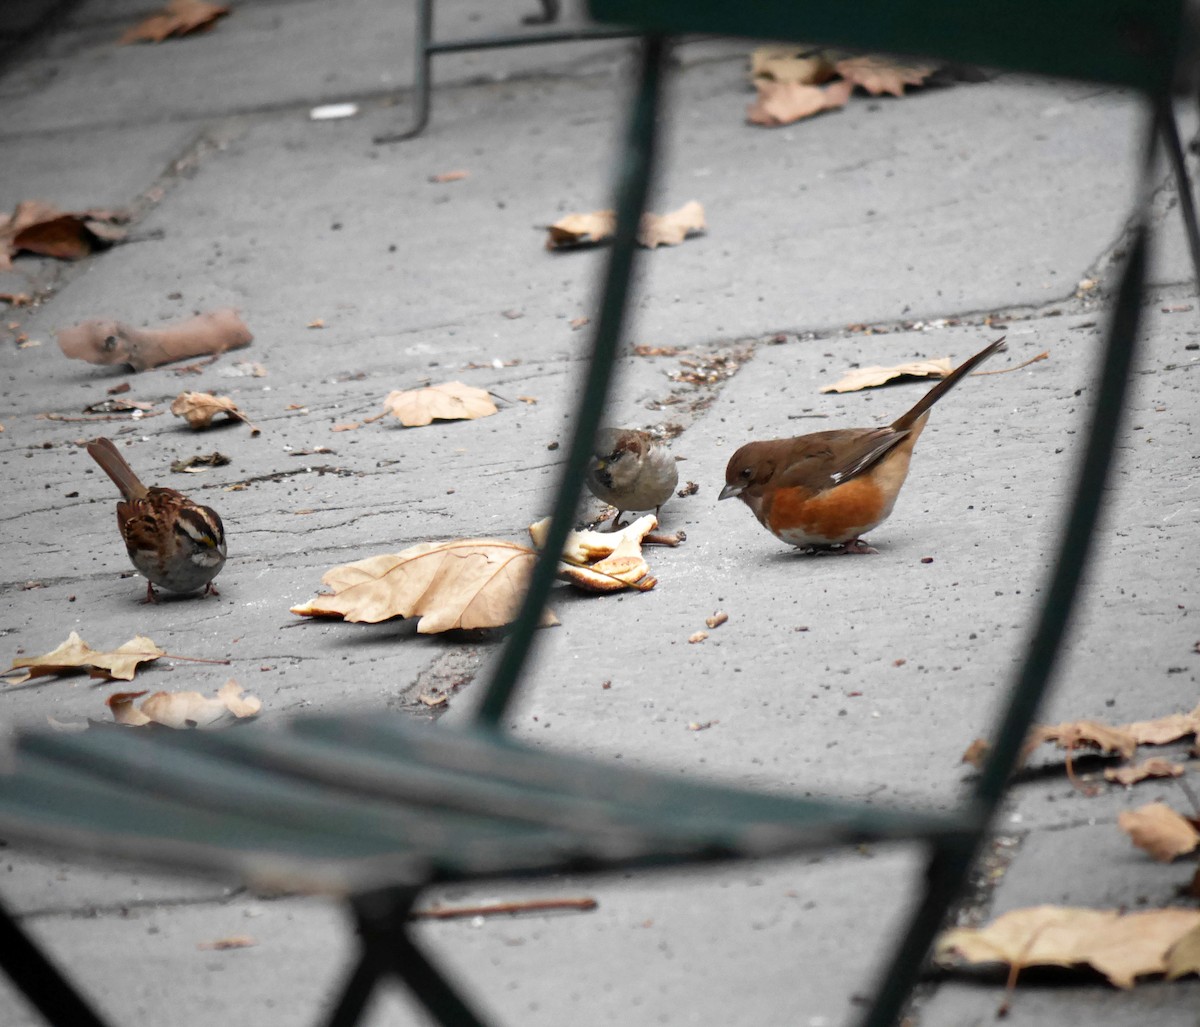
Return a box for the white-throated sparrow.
[585,427,679,528]
[87,437,227,601]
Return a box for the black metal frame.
[1,25,1194,1027]
[374,0,638,144]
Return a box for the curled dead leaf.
[961,738,990,769]
[108,679,261,729]
[1026,720,1138,761]
[197,935,256,951]
[1122,703,1200,745]
[749,46,835,85]
[171,391,260,435]
[937,905,1200,990]
[820,358,954,394]
[1118,802,1200,862]
[833,55,936,96]
[1104,758,1186,787]
[747,78,853,127]
[0,201,127,271]
[6,632,164,684]
[292,540,557,631]
[545,202,705,250]
[382,381,497,427]
[120,0,229,44]
[57,309,251,372]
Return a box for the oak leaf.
[1104,758,1186,787]
[1026,720,1138,761]
[749,46,835,85]
[6,632,164,684]
[545,203,705,250]
[107,679,261,728]
[1121,703,1200,745]
[833,55,937,97]
[937,905,1200,989]
[171,391,260,434]
[120,0,229,44]
[746,79,853,127]
[1166,924,1200,981]
[382,381,497,427]
[1118,802,1200,862]
[0,201,127,271]
[820,358,954,394]
[292,540,558,631]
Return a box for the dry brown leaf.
[937,905,1200,989]
[57,309,252,372]
[1166,924,1200,981]
[197,935,256,951]
[1122,703,1200,745]
[429,170,469,183]
[820,358,954,394]
[1118,802,1200,862]
[6,632,165,684]
[834,55,936,97]
[171,391,260,435]
[382,381,497,427]
[749,46,835,84]
[120,0,229,43]
[108,680,261,728]
[528,514,659,592]
[0,201,127,271]
[545,203,705,250]
[1027,720,1139,761]
[747,79,853,127]
[545,211,616,249]
[292,540,557,631]
[1104,758,1187,787]
[961,737,991,769]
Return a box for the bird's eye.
[740,466,752,479]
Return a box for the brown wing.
[772,427,910,494]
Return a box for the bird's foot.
[805,539,878,556]
[204,581,221,597]
[141,582,160,604]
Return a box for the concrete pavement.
[2,1,1199,1024]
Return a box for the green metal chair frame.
[1,3,1196,1025]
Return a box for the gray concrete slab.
[1,3,1199,1025]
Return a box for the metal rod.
[859,101,1160,1027]
[1159,98,1200,288]
[0,898,111,1027]
[428,26,637,53]
[373,0,434,145]
[474,34,668,729]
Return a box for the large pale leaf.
[1118,802,1200,862]
[382,381,497,427]
[749,46,835,84]
[292,539,557,631]
[820,358,953,394]
[107,680,261,728]
[746,79,852,127]
[938,905,1200,989]
[6,632,165,683]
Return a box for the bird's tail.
[891,336,1007,432]
[87,437,148,502]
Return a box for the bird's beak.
[718,482,744,501]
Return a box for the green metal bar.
[474,34,668,729]
[0,898,111,1027]
[858,103,1160,1027]
[374,0,434,144]
[1159,103,1200,288]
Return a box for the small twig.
[972,351,1049,376]
[361,410,388,425]
[137,652,231,666]
[38,411,163,423]
[411,897,598,921]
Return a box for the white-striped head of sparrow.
[87,437,227,602]
[585,427,679,528]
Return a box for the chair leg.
[1158,99,1200,289]
[374,0,434,144]
[0,898,111,1027]
[474,33,670,728]
[857,104,1157,1027]
[322,888,493,1027]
